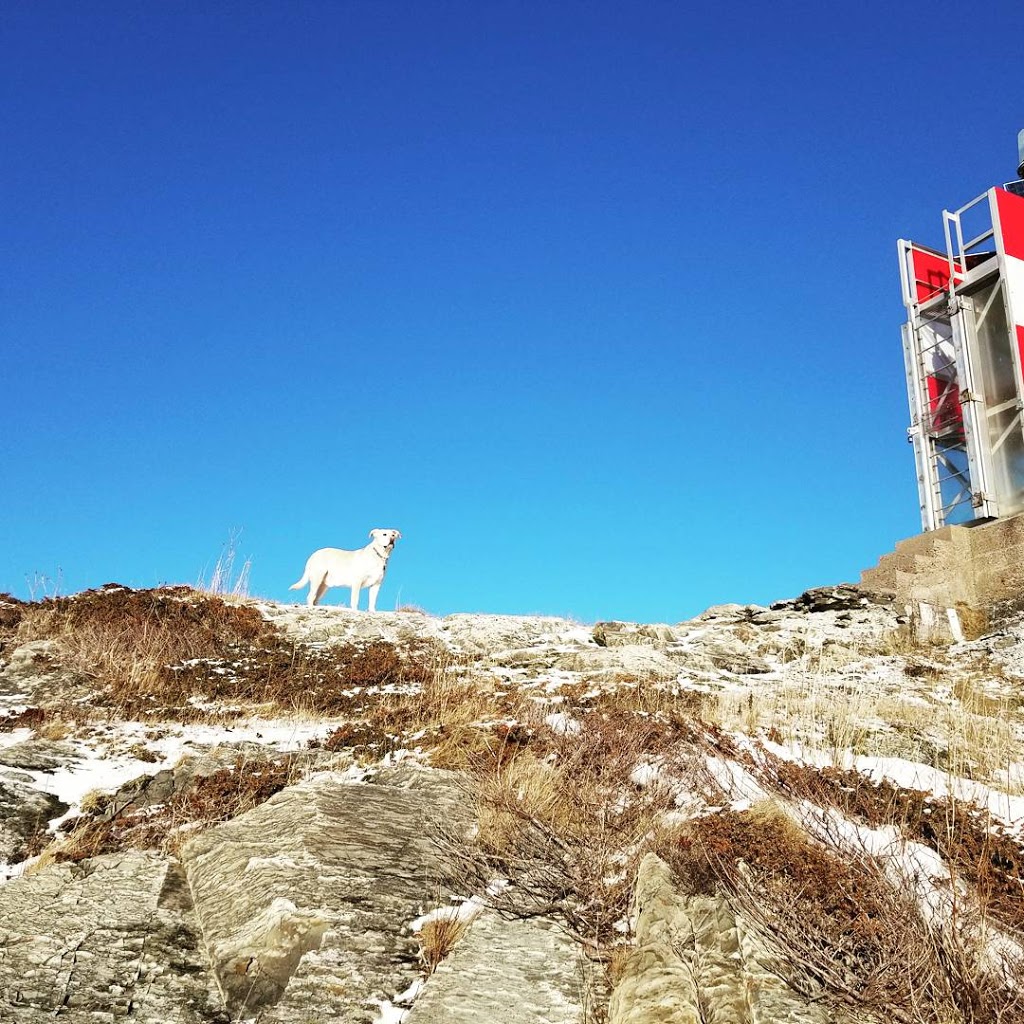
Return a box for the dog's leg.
[367,583,381,613]
[350,585,361,611]
[309,576,328,607]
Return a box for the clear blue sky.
[2,1,1022,622]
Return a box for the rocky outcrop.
[592,622,675,647]
[179,764,473,1021]
[0,639,85,706]
[608,854,843,1024]
[554,645,682,679]
[406,910,591,1024]
[772,584,874,614]
[0,769,66,865]
[0,851,224,1022]
[0,759,594,1023]
[0,738,80,773]
[0,586,973,1023]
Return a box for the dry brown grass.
[416,913,472,973]
[13,586,269,712]
[706,648,1022,784]
[438,702,720,950]
[10,586,449,722]
[878,624,934,656]
[13,583,1024,1024]
[0,593,26,653]
[36,718,72,741]
[434,671,1024,1023]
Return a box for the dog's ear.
[394,531,402,540]
[369,529,379,540]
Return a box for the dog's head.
[369,528,402,554]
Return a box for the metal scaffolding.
[899,181,1024,530]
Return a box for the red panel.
[926,374,963,436]
[996,188,1024,261]
[911,247,956,303]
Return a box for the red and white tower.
[899,132,1024,530]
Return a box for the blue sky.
[2,1,1022,622]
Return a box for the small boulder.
[593,622,675,648]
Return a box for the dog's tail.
[289,573,307,591]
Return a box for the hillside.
[1,584,1024,1023]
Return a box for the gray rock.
[180,764,472,1021]
[692,604,761,623]
[406,910,590,1024]
[0,851,224,1022]
[493,647,562,669]
[0,640,56,692]
[699,636,771,675]
[0,771,67,864]
[0,739,80,772]
[772,585,871,614]
[0,640,82,708]
[100,767,179,819]
[554,647,681,679]
[608,854,849,1024]
[593,622,675,648]
[607,854,700,1024]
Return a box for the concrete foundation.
[860,512,1024,635]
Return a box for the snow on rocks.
[4,582,1024,1021]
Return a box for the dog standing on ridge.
[290,529,401,610]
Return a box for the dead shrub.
[315,722,390,752]
[209,637,439,719]
[665,804,963,1023]
[904,660,943,680]
[438,708,707,949]
[0,593,25,651]
[12,585,452,721]
[761,754,1024,936]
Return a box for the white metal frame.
[898,231,998,530]
[901,186,1024,530]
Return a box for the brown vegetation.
[763,754,1024,935]
[47,755,295,861]
[439,700,725,950]
[664,802,1024,1024]
[8,583,1024,1023]
[416,912,472,974]
[0,706,47,731]
[9,586,444,721]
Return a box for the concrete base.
[861,512,1024,637]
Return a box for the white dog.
[290,529,401,610]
